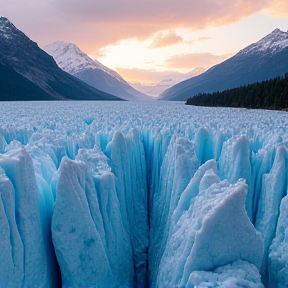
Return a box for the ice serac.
[149,136,199,285]
[156,166,264,288]
[52,157,119,287]
[0,133,7,153]
[269,195,288,287]
[0,167,23,288]
[105,129,149,287]
[188,260,264,288]
[218,135,252,219]
[195,127,214,165]
[255,146,287,283]
[0,146,59,288]
[76,146,134,287]
[173,159,217,223]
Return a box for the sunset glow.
[1,0,287,83]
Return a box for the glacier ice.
[0,101,287,287]
[255,145,287,283]
[269,195,288,287]
[187,260,264,288]
[0,166,23,288]
[156,168,263,287]
[0,147,59,288]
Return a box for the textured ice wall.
[269,195,288,287]
[156,167,263,288]
[188,260,264,288]
[105,129,148,287]
[0,101,287,287]
[0,147,59,288]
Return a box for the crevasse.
[0,101,287,288]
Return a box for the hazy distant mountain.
[43,41,151,101]
[0,16,120,101]
[130,67,206,97]
[159,29,288,101]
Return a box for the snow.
[130,67,206,97]
[238,28,288,56]
[0,16,16,40]
[43,41,124,82]
[43,41,151,101]
[0,101,287,287]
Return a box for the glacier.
[0,101,287,288]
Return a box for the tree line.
[185,73,288,110]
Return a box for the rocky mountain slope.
[159,29,288,101]
[0,17,120,101]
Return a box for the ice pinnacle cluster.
[0,101,287,287]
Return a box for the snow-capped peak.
[238,28,288,56]
[159,67,206,86]
[130,67,206,97]
[43,41,123,82]
[0,16,17,39]
[0,16,10,26]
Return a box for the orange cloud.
[1,0,281,53]
[195,37,211,42]
[264,0,288,16]
[165,53,233,69]
[150,31,183,48]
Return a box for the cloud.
[165,52,233,69]
[0,0,281,53]
[184,36,212,45]
[150,31,183,48]
[195,37,211,42]
[264,0,288,16]
[115,67,179,83]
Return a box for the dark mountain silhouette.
[0,17,120,101]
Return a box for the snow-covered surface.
[0,101,287,287]
[238,29,288,56]
[44,41,123,80]
[43,41,151,101]
[0,16,14,39]
[130,67,206,97]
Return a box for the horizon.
[0,0,288,84]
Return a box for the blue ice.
[0,101,287,287]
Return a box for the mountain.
[0,17,120,101]
[43,41,151,101]
[130,67,206,97]
[159,29,288,101]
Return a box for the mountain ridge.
[130,67,206,97]
[44,41,151,101]
[159,28,288,101]
[0,16,120,101]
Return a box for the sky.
[1,0,288,83]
